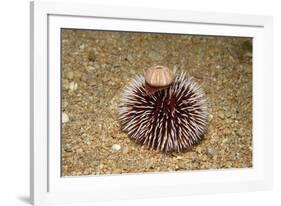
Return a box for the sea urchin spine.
[119,71,208,152]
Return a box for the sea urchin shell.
[119,72,208,152]
[144,65,175,87]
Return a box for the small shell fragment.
[69,81,78,91]
[62,112,69,123]
[111,144,121,151]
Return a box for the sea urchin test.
[119,65,208,152]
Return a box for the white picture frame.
[30,0,273,205]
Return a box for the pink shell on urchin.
[119,72,208,152]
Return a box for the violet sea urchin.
[119,71,208,152]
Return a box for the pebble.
[176,156,183,160]
[126,54,134,63]
[236,129,243,137]
[226,111,232,118]
[208,114,213,121]
[62,112,69,123]
[218,111,225,119]
[88,66,95,71]
[207,148,214,158]
[69,81,78,91]
[111,144,121,151]
[79,44,85,50]
[222,138,228,144]
[64,144,72,152]
[88,51,96,62]
[113,64,121,68]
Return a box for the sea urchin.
[119,67,208,152]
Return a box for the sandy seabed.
[61,29,252,176]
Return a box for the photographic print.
[61,29,252,176]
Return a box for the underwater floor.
[61,29,252,176]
